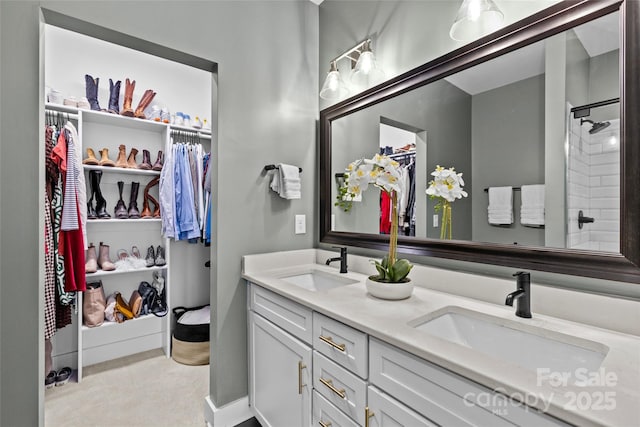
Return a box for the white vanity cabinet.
[247,282,570,427]
[248,284,313,427]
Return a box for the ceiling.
[445,11,620,95]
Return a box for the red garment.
[380,191,392,234]
[61,202,86,292]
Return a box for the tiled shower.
[566,110,620,252]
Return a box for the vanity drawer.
[313,390,359,427]
[367,385,437,427]
[249,283,313,344]
[313,312,368,378]
[313,351,367,426]
[369,338,569,427]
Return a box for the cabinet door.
[249,311,312,427]
[367,386,437,427]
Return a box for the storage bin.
[172,305,210,365]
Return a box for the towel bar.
[264,164,302,173]
[484,187,521,192]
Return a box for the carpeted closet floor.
[45,349,209,427]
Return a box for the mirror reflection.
[331,11,620,253]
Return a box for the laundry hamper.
[171,305,210,365]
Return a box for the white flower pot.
[366,277,413,300]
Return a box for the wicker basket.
[171,305,210,366]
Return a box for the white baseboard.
[204,395,253,427]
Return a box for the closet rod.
[45,111,79,121]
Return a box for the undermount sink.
[411,307,608,377]
[280,270,359,292]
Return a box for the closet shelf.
[83,165,161,176]
[86,265,167,278]
[45,103,213,136]
[81,313,162,332]
[87,218,162,224]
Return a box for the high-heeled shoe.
[115,292,134,321]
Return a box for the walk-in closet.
[42,21,215,389]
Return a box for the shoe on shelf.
[108,78,121,114]
[115,292,134,321]
[152,150,163,171]
[130,290,142,317]
[85,243,98,274]
[128,182,141,218]
[127,148,139,169]
[45,370,56,389]
[155,245,166,266]
[63,96,78,108]
[98,148,116,167]
[138,149,152,170]
[145,245,155,268]
[85,74,102,111]
[83,148,100,165]
[115,144,128,168]
[114,181,128,219]
[152,270,165,294]
[55,367,72,387]
[98,242,116,271]
[121,78,136,117]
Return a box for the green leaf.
[389,259,413,282]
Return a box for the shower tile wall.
[567,118,620,252]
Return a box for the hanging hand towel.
[488,186,513,225]
[270,164,301,199]
[520,184,545,226]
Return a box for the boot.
[85,74,102,111]
[83,148,100,165]
[87,173,97,220]
[121,78,136,117]
[85,243,98,273]
[141,177,159,219]
[114,181,128,219]
[128,182,141,218]
[127,148,139,168]
[115,144,128,168]
[152,150,164,171]
[108,78,121,114]
[91,170,111,219]
[138,149,152,170]
[98,242,116,271]
[134,89,157,119]
[148,194,161,218]
[98,148,116,167]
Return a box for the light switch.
[433,214,439,228]
[295,214,306,234]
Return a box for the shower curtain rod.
[571,97,619,119]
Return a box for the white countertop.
[242,249,640,427]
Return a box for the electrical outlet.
[295,214,306,234]
[433,214,439,228]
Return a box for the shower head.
[580,118,611,134]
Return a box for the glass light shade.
[449,0,504,41]
[350,51,385,88]
[320,68,349,100]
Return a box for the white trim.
[204,395,253,427]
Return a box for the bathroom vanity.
[244,249,640,427]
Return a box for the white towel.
[520,184,545,226]
[270,163,301,199]
[488,186,513,225]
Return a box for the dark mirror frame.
[320,0,640,284]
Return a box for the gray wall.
[332,79,472,241]
[588,50,620,121]
[471,75,546,246]
[0,1,318,425]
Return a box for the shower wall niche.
[566,108,620,252]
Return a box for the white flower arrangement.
[337,153,412,283]
[425,165,468,239]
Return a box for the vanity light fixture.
[319,61,349,100]
[450,0,504,41]
[319,38,384,100]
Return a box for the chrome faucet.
[326,246,348,273]
[505,271,532,318]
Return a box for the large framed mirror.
[320,0,640,283]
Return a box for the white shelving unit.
[45,103,214,382]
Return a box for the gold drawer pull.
[319,377,346,399]
[298,361,306,395]
[365,406,374,427]
[319,335,346,352]
[319,421,332,427]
